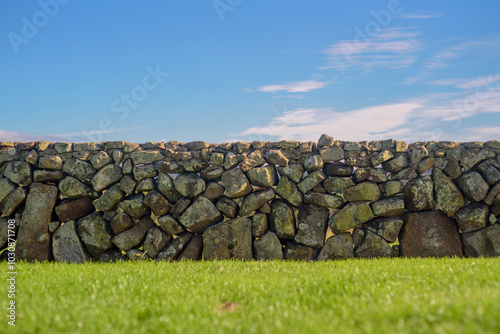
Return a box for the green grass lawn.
[2,258,499,334]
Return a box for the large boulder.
[16,183,58,261]
[254,231,283,260]
[432,168,465,217]
[270,199,296,239]
[400,211,463,257]
[52,220,90,263]
[404,176,434,211]
[329,202,374,234]
[179,196,223,233]
[203,218,252,260]
[294,204,329,248]
[77,212,114,257]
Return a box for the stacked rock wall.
[0,135,499,262]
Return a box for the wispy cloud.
[53,126,145,141]
[0,129,66,142]
[395,13,442,19]
[430,74,500,90]
[256,79,330,93]
[321,28,422,72]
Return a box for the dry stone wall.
[1,134,499,262]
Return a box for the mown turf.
[2,258,499,334]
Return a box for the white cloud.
[429,74,500,90]
[0,129,65,142]
[257,79,329,93]
[395,13,442,19]
[322,28,422,71]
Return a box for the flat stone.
[455,203,488,233]
[283,242,315,261]
[143,190,171,216]
[317,234,354,260]
[16,183,58,261]
[131,150,165,165]
[200,166,224,181]
[323,163,353,177]
[380,180,404,197]
[303,191,343,209]
[216,196,240,218]
[133,163,157,181]
[404,175,434,211]
[91,164,123,192]
[52,220,90,263]
[33,170,67,183]
[77,212,114,257]
[38,155,63,170]
[456,171,489,202]
[344,182,381,202]
[298,170,326,193]
[246,164,279,187]
[295,204,329,248]
[371,197,404,217]
[461,224,500,257]
[254,231,283,260]
[354,230,392,258]
[382,155,409,172]
[319,146,344,162]
[240,189,275,216]
[277,164,304,183]
[432,168,465,217]
[252,212,268,238]
[143,226,172,259]
[94,184,123,212]
[400,211,463,257]
[110,212,134,234]
[353,168,387,183]
[112,216,155,251]
[203,218,252,260]
[117,194,150,219]
[221,168,252,198]
[275,176,303,207]
[363,217,403,243]
[155,161,184,174]
[270,199,296,239]
[329,202,374,234]
[179,196,223,233]
[388,167,417,181]
[371,150,394,166]
[55,198,94,223]
[156,173,182,203]
[186,141,209,150]
[63,158,96,184]
[4,161,32,186]
[323,177,354,194]
[156,232,193,261]
[0,187,26,217]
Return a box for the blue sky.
[1,0,500,143]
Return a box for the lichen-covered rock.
[370,197,404,217]
[203,182,225,202]
[371,150,394,166]
[456,171,489,202]
[90,151,112,169]
[484,182,500,206]
[329,202,374,234]
[323,163,353,177]
[55,198,94,223]
[247,164,279,187]
[380,180,404,197]
[59,176,99,199]
[209,152,224,167]
[0,178,16,203]
[179,196,223,233]
[126,249,150,261]
[16,183,58,261]
[404,175,434,211]
[173,173,206,198]
[264,149,289,166]
[474,160,500,185]
[118,175,136,195]
[319,146,344,162]
[304,155,323,172]
[363,217,403,243]
[33,170,67,183]
[156,232,193,261]
[4,161,32,186]
[156,172,182,203]
[317,134,334,147]
[221,168,252,198]
[216,196,240,218]
[277,164,304,183]
[382,155,409,172]
[442,157,461,179]
[275,176,303,209]
[170,197,191,219]
[400,211,463,257]
[317,234,354,260]
[416,157,434,174]
[270,199,296,239]
[94,184,123,212]
[203,218,252,260]
[91,164,123,192]
[254,231,283,260]
[455,203,488,233]
[388,167,417,181]
[323,177,354,194]
[177,235,203,261]
[354,230,392,258]
[298,169,325,191]
[39,155,63,170]
[143,190,171,216]
[461,224,500,257]
[52,220,90,263]
[77,212,114,257]
[130,150,164,165]
[461,148,495,170]
[132,163,157,181]
[344,182,381,202]
[200,166,224,181]
[283,242,315,261]
[0,187,26,217]
[432,168,465,217]
[117,194,150,219]
[157,214,185,235]
[240,189,275,216]
[303,191,343,209]
[353,167,387,183]
[294,204,329,248]
[408,145,428,165]
[63,158,96,184]
[252,212,268,238]
[239,150,266,172]
[112,216,155,251]
[143,226,172,258]
[110,212,133,234]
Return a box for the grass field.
[2,258,499,334]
